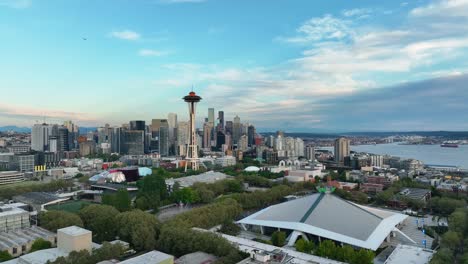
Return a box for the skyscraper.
[177,121,189,156]
[167,113,178,155]
[203,123,212,149]
[129,120,145,131]
[218,111,224,130]
[334,137,350,164]
[208,108,215,125]
[247,125,255,147]
[183,91,202,172]
[305,145,315,161]
[233,115,241,144]
[120,130,145,155]
[151,119,169,154]
[31,124,54,152]
[225,121,233,135]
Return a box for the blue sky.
[1,0,468,131]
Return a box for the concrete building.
[334,137,350,165]
[214,156,236,167]
[2,226,94,264]
[286,169,323,182]
[305,145,315,161]
[0,226,56,257]
[233,115,241,144]
[0,204,30,232]
[79,141,96,156]
[120,130,145,155]
[238,134,248,152]
[370,155,384,167]
[13,192,70,212]
[7,144,31,154]
[0,171,24,185]
[31,124,53,152]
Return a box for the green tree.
[78,204,119,242]
[219,220,241,236]
[102,190,131,212]
[271,231,286,247]
[136,173,168,210]
[0,251,12,262]
[441,231,461,251]
[115,210,159,251]
[341,245,356,262]
[351,249,374,264]
[172,187,200,204]
[316,240,336,259]
[430,248,454,264]
[30,238,52,252]
[448,208,467,234]
[39,211,83,232]
[295,239,307,252]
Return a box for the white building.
[0,171,24,185]
[370,155,384,167]
[31,124,54,152]
[0,203,30,232]
[215,156,236,167]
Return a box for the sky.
[1,0,468,132]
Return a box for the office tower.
[49,136,59,153]
[177,121,189,156]
[218,111,224,130]
[334,137,350,164]
[111,127,121,153]
[203,123,212,149]
[238,135,248,152]
[129,120,145,131]
[208,108,215,125]
[183,91,202,172]
[63,120,79,150]
[120,130,145,155]
[31,124,54,152]
[233,116,241,144]
[295,138,304,157]
[58,126,69,151]
[247,125,255,147]
[225,121,233,135]
[216,131,225,149]
[159,125,169,156]
[305,145,315,161]
[167,113,178,155]
[150,119,168,154]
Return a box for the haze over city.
[2,0,468,131]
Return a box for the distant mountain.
[0,126,31,133]
[261,131,468,139]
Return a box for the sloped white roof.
[244,166,261,172]
[238,193,408,250]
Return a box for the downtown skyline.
[2,0,468,131]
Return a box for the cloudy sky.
[1,0,468,132]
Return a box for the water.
[320,143,468,169]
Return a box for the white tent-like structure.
[244,166,261,172]
[237,192,412,251]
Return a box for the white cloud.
[282,15,352,43]
[410,0,468,17]
[109,30,140,40]
[138,49,167,57]
[342,8,372,17]
[0,0,31,9]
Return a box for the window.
[22,245,26,251]
[13,247,17,254]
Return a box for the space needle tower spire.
[183,90,202,172]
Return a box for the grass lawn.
[46,200,92,213]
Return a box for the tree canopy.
[78,204,120,242]
[39,211,83,232]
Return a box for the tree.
[430,248,454,264]
[441,231,461,251]
[295,239,307,252]
[0,251,12,262]
[271,231,286,247]
[102,190,131,212]
[316,240,336,259]
[39,211,83,232]
[136,173,168,210]
[30,238,52,252]
[448,208,467,234]
[47,242,125,264]
[219,220,241,236]
[351,249,374,264]
[172,187,200,204]
[78,204,120,242]
[115,210,159,251]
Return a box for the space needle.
[183,91,202,172]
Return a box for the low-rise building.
[0,226,56,257]
[0,204,30,232]
[0,171,24,185]
[214,156,236,167]
[13,192,70,212]
[361,183,384,194]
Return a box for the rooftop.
[58,226,91,236]
[167,171,231,187]
[120,250,174,264]
[175,251,217,264]
[0,226,55,251]
[384,244,435,264]
[238,193,408,250]
[13,192,64,205]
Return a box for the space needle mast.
[183,91,202,172]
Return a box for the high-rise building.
[120,130,145,155]
[238,135,248,152]
[233,116,241,144]
[31,124,54,152]
[150,119,169,155]
[129,120,145,131]
[225,121,233,135]
[218,111,224,130]
[167,113,178,155]
[177,121,189,156]
[63,120,79,150]
[58,127,69,151]
[247,125,255,147]
[203,123,212,149]
[216,131,225,149]
[111,127,121,153]
[208,108,215,125]
[159,125,169,156]
[305,145,315,161]
[334,137,350,164]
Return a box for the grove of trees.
[295,239,375,264]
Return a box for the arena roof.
[237,193,408,250]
